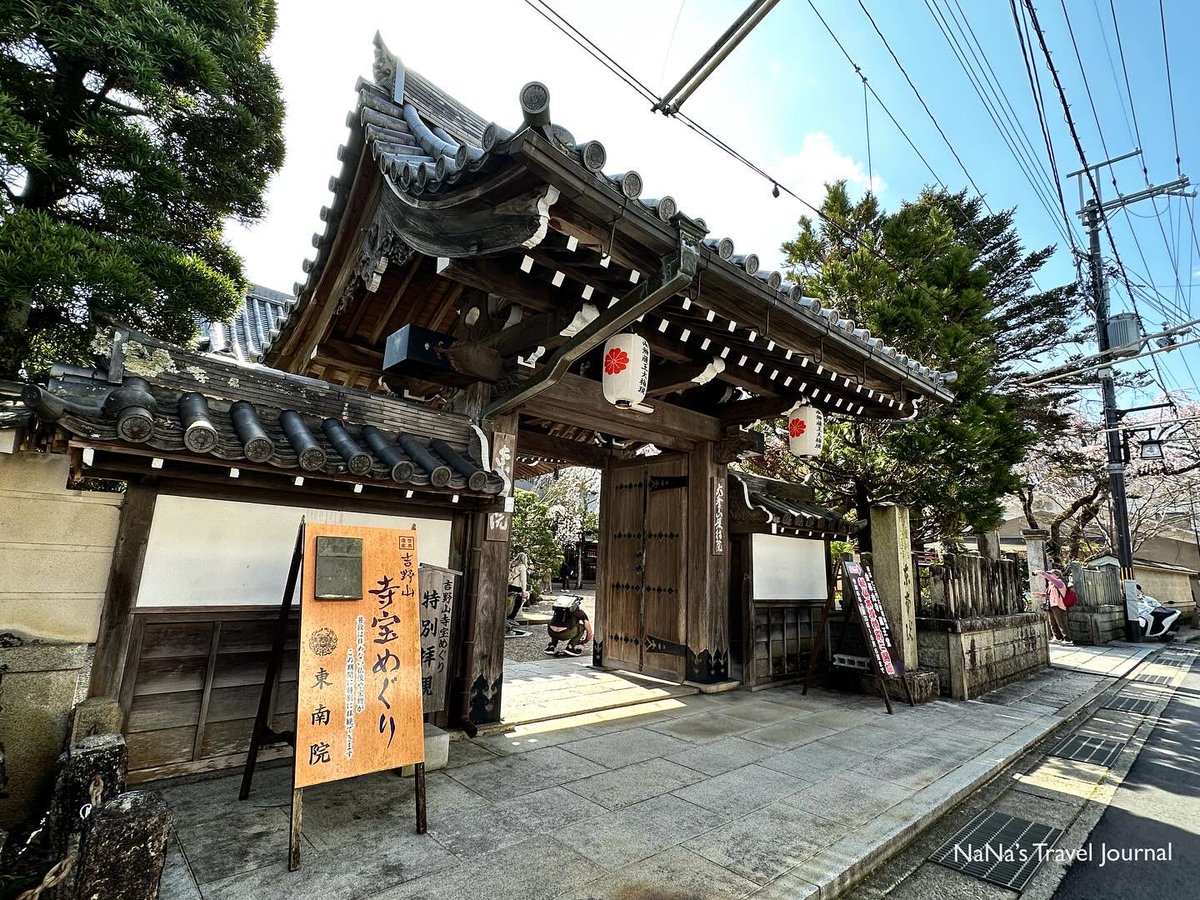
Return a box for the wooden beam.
[523,373,719,450]
[647,358,720,397]
[90,480,158,701]
[367,253,425,344]
[517,428,611,468]
[478,303,587,358]
[484,238,699,419]
[718,395,794,427]
[435,257,561,314]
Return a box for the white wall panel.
[751,533,828,601]
[136,495,451,607]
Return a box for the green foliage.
[510,488,563,595]
[750,184,1083,544]
[0,0,285,376]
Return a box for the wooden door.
[600,455,688,680]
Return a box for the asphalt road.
[1054,655,1200,900]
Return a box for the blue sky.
[230,0,1200,410]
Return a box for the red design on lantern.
[788,418,807,438]
[604,347,629,375]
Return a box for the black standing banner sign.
[803,557,915,714]
[842,560,903,679]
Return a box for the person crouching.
[545,595,593,657]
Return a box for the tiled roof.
[730,471,852,538]
[266,33,952,403]
[198,284,294,363]
[20,330,503,497]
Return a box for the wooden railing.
[922,553,1026,619]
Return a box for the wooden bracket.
[482,223,703,421]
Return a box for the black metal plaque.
[314,535,363,600]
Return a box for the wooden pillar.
[89,480,157,703]
[592,457,614,669]
[461,396,519,726]
[684,441,730,683]
[868,504,918,671]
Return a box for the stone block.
[68,698,123,747]
[47,733,127,858]
[0,642,92,830]
[859,668,940,704]
[75,790,171,900]
[400,723,450,776]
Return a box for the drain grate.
[1051,734,1125,767]
[930,809,1063,891]
[1105,695,1157,715]
[1135,673,1171,685]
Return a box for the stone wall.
[917,612,1049,700]
[0,451,122,828]
[0,452,121,642]
[1067,604,1125,645]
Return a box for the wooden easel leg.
[288,788,303,871]
[878,675,895,714]
[240,523,304,801]
[902,673,917,708]
[802,597,835,696]
[414,763,427,834]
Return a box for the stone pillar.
[868,504,918,671]
[1022,528,1050,603]
[977,531,1002,560]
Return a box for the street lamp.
[1139,438,1165,461]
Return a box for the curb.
[791,666,1134,899]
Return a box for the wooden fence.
[1069,562,1122,608]
[921,553,1027,619]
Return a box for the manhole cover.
[1135,673,1171,685]
[1105,695,1156,715]
[1051,735,1124,767]
[930,809,1063,891]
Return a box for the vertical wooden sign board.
[240,521,427,871]
[803,559,915,714]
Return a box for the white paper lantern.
[786,405,823,456]
[601,333,650,408]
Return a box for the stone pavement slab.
[1050,640,1155,677]
[159,663,1114,900]
[559,845,760,900]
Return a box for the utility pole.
[1068,150,1193,640]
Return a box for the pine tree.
[752,184,1084,545]
[0,0,285,377]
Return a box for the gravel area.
[504,588,596,663]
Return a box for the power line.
[1157,0,1182,176]
[853,0,988,203]
[522,0,971,359]
[924,0,1078,251]
[803,0,944,188]
[1106,0,1148,182]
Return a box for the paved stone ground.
[500,656,697,726]
[1048,640,1156,678]
[158,661,1111,900]
[844,637,1200,900]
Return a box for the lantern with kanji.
[601,333,649,409]
[786,404,823,456]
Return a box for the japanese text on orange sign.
[295,525,424,788]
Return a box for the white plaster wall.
[750,533,828,601]
[136,495,452,607]
[0,452,122,642]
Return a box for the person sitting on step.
[545,595,592,657]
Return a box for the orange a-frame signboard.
[239,520,427,870]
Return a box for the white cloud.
[229,1,878,289]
